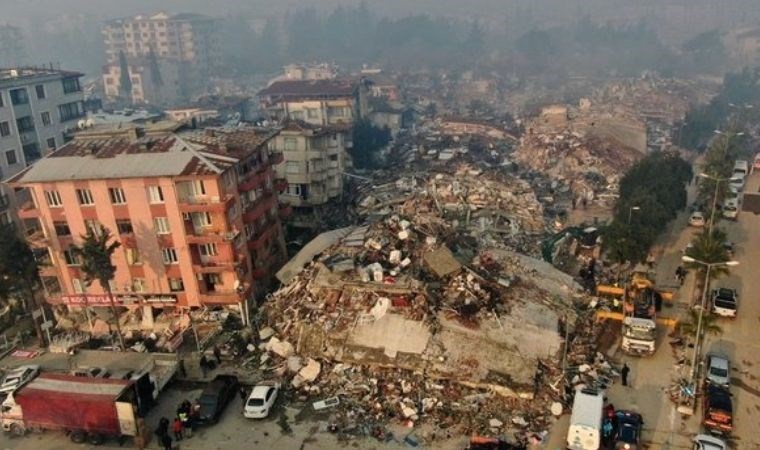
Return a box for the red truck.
[0,372,139,445]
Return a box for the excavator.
[596,265,677,356]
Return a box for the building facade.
[272,121,347,209]
[102,58,181,105]
[9,124,288,324]
[102,12,220,99]
[257,79,368,127]
[0,68,85,223]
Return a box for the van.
[567,388,604,450]
[733,160,748,178]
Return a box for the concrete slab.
[347,314,430,358]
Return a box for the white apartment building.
[0,67,85,222]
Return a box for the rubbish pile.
[252,213,606,444]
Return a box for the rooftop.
[10,126,278,184]
[0,67,83,83]
[259,79,358,99]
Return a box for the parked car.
[722,198,739,220]
[688,212,706,227]
[728,176,745,194]
[243,382,280,419]
[196,374,238,425]
[733,160,749,178]
[613,410,643,450]
[703,385,733,435]
[693,434,727,450]
[705,354,731,388]
[711,288,738,318]
[0,365,40,394]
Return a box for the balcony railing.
[177,194,235,213]
[242,193,276,224]
[18,200,38,219]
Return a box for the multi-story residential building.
[8,123,288,325]
[102,12,220,98]
[0,67,85,223]
[257,78,368,127]
[102,57,181,105]
[272,121,347,210]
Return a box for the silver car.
[693,433,727,450]
[706,354,731,388]
[0,365,40,394]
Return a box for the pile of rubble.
[513,129,642,208]
[251,213,611,444]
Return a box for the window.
[306,108,319,119]
[125,247,141,265]
[84,219,102,236]
[147,185,164,203]
[109,187,126,204]
[45,190,63,207]
[41,112,51,126]
[132,278,146,293]
[58,101,85,122]
[0,122,10,137]
[22,143,40,163]
[153,217,170,234]
[16,116,34,132]
[35,85,45,100]
[286,184,301,196]
[285,161,300,174]
[169,278,184,292]
[192,180,205,196]
[53,221,71,236]
[72,278,84,294]
[9,88,28,105]
[62,77,81,94]
[63,248,80,266]
[284,137,298,151]
[5,150,16,165]
[116,219,133,234]
[191,212,211,228]
[162,247,178,264]
[75,188,94,205]
[199,243,218,257]
[289,111,304,120]
[45,137,56,150]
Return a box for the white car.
[728,176,745,194]
[0,365,40,394]
[693,434,727,450]
[722,198,739,220]
[243,382,280,419]
[688,211,705,227]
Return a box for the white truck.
[622,316,656,356]
[567,388,604,450]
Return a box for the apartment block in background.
[8,123,287,325]
[102,12,220,96]
[272,120,347,210]
[0,67,85,223]
[102,58,181,105]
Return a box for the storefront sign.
[56,293,178,306]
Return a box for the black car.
[196,374,239,425]
[614,410,643,450]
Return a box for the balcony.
[269,152,284,165]
[184,222,239,244]
[238,166,272,193]
[198,284,251,305]
[18,200,39,219]
[26,228,49,248]
[39,265,58,277]
[242,193,276,224]
[247,224,276,251]
[278,203,293,220]
[177,194,235,214]
[193,260,239,274]
[273,178,288,193]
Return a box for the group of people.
[155,400,199,450]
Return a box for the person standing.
[239,386,247,403]
[172,417,183,441]
[621,363,630,387]
[199,354,208,378]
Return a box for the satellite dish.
[77,119,86,129]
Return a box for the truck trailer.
[567,388,604,450]
[1,372,139,445]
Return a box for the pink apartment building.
[8,123,288,325]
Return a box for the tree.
[72,225,124,350]
[118,50,132,103]
[684,229,731,280]
[677,308,723,338]
[0,224,44,343]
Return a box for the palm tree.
[684,228,731,280]
[677,308,723,338]
[72,225,124,350]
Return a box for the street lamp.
[698,172,731,234]
[627,206,641,224]
[678,255,739,414]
